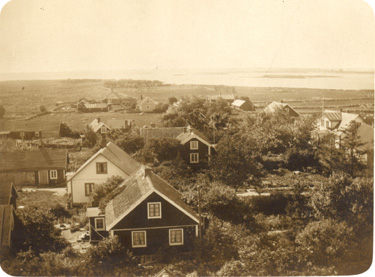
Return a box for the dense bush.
[90,175,124,208]
[115,133,145,154]
[135,138,181,165]
[59,122,80,138]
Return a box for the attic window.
[169,229,184,246]
[148,202,161,219]
[190,141,198,150]
[132,231,147,248]
[96,162,107,174]
[95,218,105,231]
[101,127,107,134]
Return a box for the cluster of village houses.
[0,94,374,257]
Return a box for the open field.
[0,79,373,119]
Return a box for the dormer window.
[190,141,198,150]
[148,202,161,219]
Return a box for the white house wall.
[70,154,129,204]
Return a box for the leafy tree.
[49,203,72,221]
[82,126,99,148]
[12,207,68,254]
[211,133,263,190]
[341,121,366,177]
[168,97,178,105]
[0,105,5,118]
[135,138,180,165]
[115,133,145,154]
[59,122,80,138]
[90,175,124,207]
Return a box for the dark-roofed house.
[140,126,214,166]
[231,99,256,111]
[67,142,141,205]
[264,101,299,117]
[77,102,109,113]
[88,166,199,255]
[0,149,68,186]
[0,182,18,258]
[0,119,61,140]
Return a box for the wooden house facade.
[0,149,68,186]
[88,166,199,255]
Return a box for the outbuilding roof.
[0,182,17,205]
[105,166,199,230]
[0,205,14,248]
[89,118,111,133]
[264,101,299,116]
[0,149,68,173]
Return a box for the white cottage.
[139,97,157,112]
[66,142,141,205]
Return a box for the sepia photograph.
[0,0,374,276]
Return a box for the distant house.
[89,118,112,135]
[139,97,158,112]
[0,182,18,258]
[317,110,364,132]
[0,119,61,140]
[140,126,214,166]
[104,91,137,109]
[0,149,68,186]
[231,99,256,111]
[89,166,199,255]
[207,94,235,104]
[77,102,109,113]
[66,142,141,205]
[264,101,299,117]
[89,118,134,134]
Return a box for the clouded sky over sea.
[0,0,374,75]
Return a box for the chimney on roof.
[143,166,152,177]
[97,116,100,122]
[280,100,284,103]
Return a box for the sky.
[0,0,374,74]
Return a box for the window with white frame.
[101,126,107,134]
[85,183,95,196]
[147,202,161,219]
[190,140,198,150]
[95,218,105,231]
[190,153,199,163]
[169,229,184,246]
[132,231,147,247]
[50,170,58,180]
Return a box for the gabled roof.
[0,182,17,205]
[0,149,68,172]
[0,119,61,133]
[105,166,199,231]
[338,112,361,130]
[176,127,211,146]
[264,101,299,116]
[140,97,157,106]
[356,123,374,150]
[231,99,246,107]
[321,110,342,121]
[89,119,111,133]
[105,91,129,100]
[68,142,141,181]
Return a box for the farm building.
[139,126,214,167]
[77,102,109,113]
[231,99,256,111]
[89,118,112,135]
[0,149,68,186]
[264,101,299,117]
[139,97,158,112]
[104,91,137,109]
[0,119,61,140]
[0,182,18,258]
[88,166,199,256]
[66,142,141,205]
